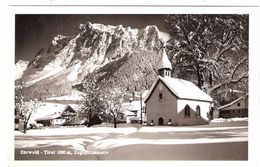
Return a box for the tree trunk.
[196,64,202,89]
[113,117,117,128]
[87,111,92,127]
[209,72,213,86]
[23,121,27,134]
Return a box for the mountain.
[16,22,169,101]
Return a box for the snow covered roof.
[34,113,63,121]
[31,103,67,121]
[157,47,172,70]
[142,90,149,99]
[144,76,212,102]
[67,104,80,112]
[218,94,248,110]
[122,100,144,112]
[124,110,137,116]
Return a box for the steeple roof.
[157,47,172,70]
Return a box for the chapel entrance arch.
[158,117,164,125]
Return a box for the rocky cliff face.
[16,22,169,100]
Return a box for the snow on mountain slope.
[16,21,170,100]
[15,60,29,80]
[25,67,64,87]
[46,90,83,101]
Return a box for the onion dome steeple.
[157,45,172,77]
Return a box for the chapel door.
[158,117,164,125]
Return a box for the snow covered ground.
[15,117,248,137]
[211,117,248,122]
[90,136,248,150]
[15,125,248,153]
[15,117,248,154]
[14,127,137,136]
[14,125,247,137]
[16,116,249,137]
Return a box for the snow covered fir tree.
[15,14,248,130]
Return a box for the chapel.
[144,47,213,126]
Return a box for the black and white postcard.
[3,1,260,167]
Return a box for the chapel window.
[196,105,201,117]
[159,93,163,100]
[184,105,190,117]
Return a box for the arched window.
[159,93,163,100]
[184,105,190,117]
[196,105,201,117]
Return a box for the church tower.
[157,46,172,78]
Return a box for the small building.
[115,110,131,124]
[32,103,77,126]
[122,90,149,124]
[218,94,248,118]
[35,113,66,126]
[122,100,146,123]
[144,47,213,126]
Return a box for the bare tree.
[102,87,125,128]
[165,14,248,104]
[80,74,106,127]
[15,87,39,133]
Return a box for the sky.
[15,14,168,62]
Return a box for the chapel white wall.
[177,99,210,125]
